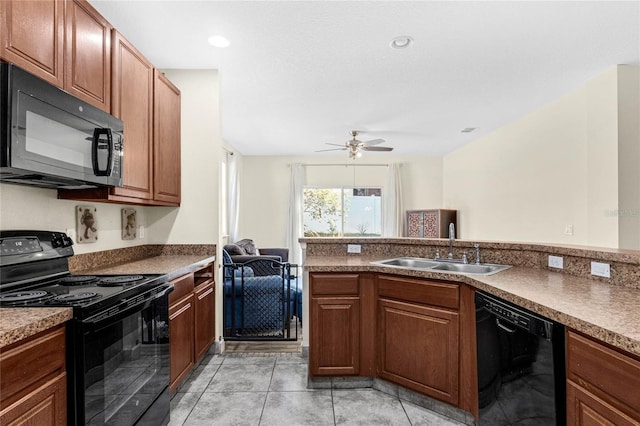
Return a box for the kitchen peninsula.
[302,237,640,424]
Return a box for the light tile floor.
[169,353,465,426]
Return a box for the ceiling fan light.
[356,151,362,158]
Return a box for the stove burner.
[59,275,98,286]
[98,275,145,286]
[0,290,51,303]
[53,292,99,303]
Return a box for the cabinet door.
[111,31,154,200]
[64,0,111,111]
[0,0,64,87]
[194,281,215,361]
[169,294,194,392]
[153,70,181,205]
[567,381,639,426]
[377,298,459,405]
[310,297,360,376]
[0,372,66,425]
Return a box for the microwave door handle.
[91,128,114,176]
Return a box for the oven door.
[79,286,171,426]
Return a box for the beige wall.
[238,156,443,248]
[617,65,640,249]
[443,66,638,248]
[0,184,152,254]
[146,69,221,245]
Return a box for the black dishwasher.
[475,291,566,425]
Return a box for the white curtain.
[227,151,240,242]
[383,163,403,237]
[286,163,304,265]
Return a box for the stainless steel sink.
[373,257,441,269]
[430,262,511,275]
[370,257,511,276]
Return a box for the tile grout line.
[331,384,337,425]
[257,357,277,425]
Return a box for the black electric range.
[0,230,172,425]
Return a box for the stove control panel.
[0,231,74,268]
[1,237,42,255]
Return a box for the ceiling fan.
[317,130,394,159]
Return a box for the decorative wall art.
[76,206,98,243]
[122,208,137,240]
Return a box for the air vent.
[461,127,476,133]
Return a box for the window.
[303,187,382,237]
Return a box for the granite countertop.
[305,255,640,357]
[75,254,216,281]
[0,307,72,349]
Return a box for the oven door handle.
[82,284,173,328]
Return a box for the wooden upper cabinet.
[0,0,111,112]
[64,0,111,111]
[111,31,154,200]
[153,70,181,205]
[0,0,65,87]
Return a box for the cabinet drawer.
[169,273,194,304]
[311,273,359,296]
[378,275,459,309]
[0,325,66,405]
[567,331,640,418]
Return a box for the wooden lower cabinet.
[308,272,476,416]
[378,298,459,405]
[169,263,216,392]
[310,296,360,375]
[0,325,67,425]
[567,330,640,425]
[309,273,375,376]
[169,292,195,392]
[194,280,216,361]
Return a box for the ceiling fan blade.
[316,148,348,152]
[325,142,347,147]
[362,146,394,152]
[362,138,385,146]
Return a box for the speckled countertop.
[75,254,216,281]
[0,307,72,349]
[305,256,640,357]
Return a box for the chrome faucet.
[474,243,481,265]
[448,223,455,259]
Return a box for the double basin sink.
[370,257,511,276]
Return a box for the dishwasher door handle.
[496,317,518,333]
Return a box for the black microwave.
[0,63,123,189]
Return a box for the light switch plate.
[548,255,563,269]
[591,261,611,278]
[347,244,361,254]
[139,225,145,239]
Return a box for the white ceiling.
[90,1,640,157]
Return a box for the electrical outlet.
[591,261,611,278]
[347,244,361,254]
[564,225,574,236]
[139,225,145,239]
[548,255,563,269]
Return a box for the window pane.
[343,188,382,236]
[303,188,342,237]
[303,187,382,237]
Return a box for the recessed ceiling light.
[208,35,230,48]
[389,36,413,49]
[461,127,477,133]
